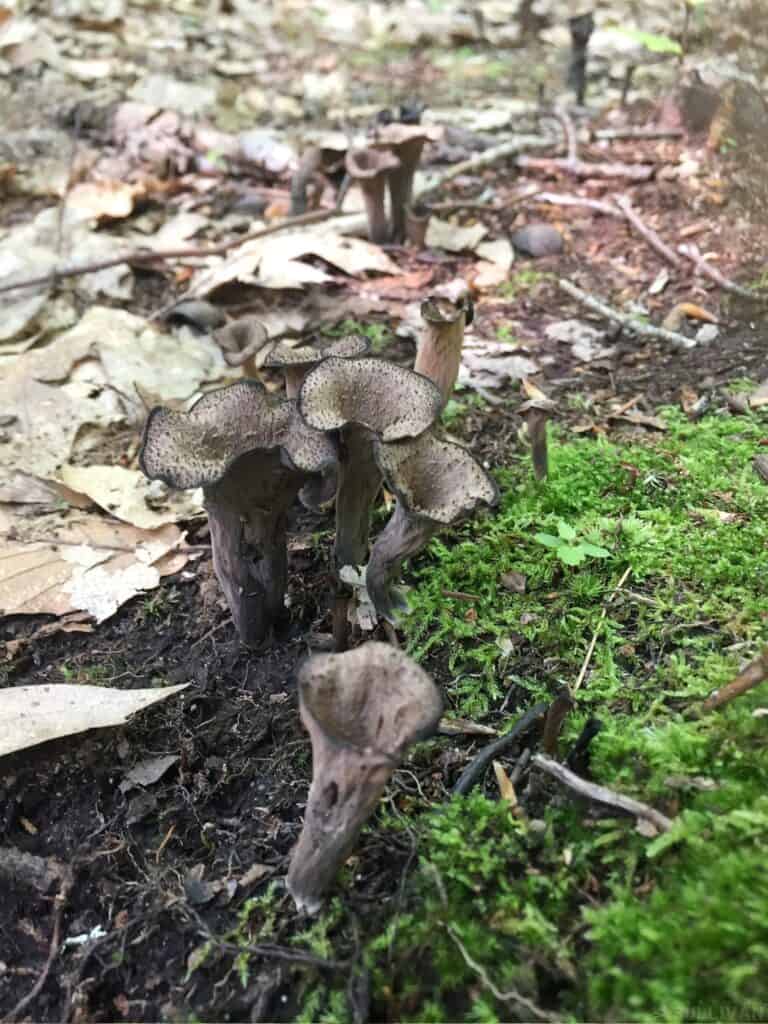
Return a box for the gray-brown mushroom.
[414,292,473,408]
[213,317,271,378]
[298,357,442,577]
[286,642,443,913]
[139,380,336,646]
[372,123,442,244]
[366,430,498,622]
[263,333,370,400]
[519,393,556,480]
[345,147,400,244]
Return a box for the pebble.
[510,223,564,257]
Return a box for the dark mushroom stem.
[568,10,595,105]
[205,451,305,646]
[405,201,431,248]
[286,643,443,913]
[345,148,399,244]
[365,503,436,623]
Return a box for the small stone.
[511,223,564,258]
[695,323,719,344]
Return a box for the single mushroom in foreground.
[366,430,498,622]
[345,147,400,244]
[286,642,443,913]
[298,356,442,576]
[372,122,442,244]
[414,291,473,408]
[213,317,271,378]
[519,388,557,481]
[139,380,336,647]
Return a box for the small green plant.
[497,269,552,300]
[534,519,611,566]
[322,319,391,354]
[613,26,682,54]
[495,323,517,345]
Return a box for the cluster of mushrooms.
[140,290,497,649]
[138,290,498,908]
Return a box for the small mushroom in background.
[286,642,443,914]
[214,317,272,378]
[405,200,431,248]
[290,132,349,216]
[139,381,336,647]
[518,381,556,481]
[414,290,473,408]
[366,431,498,623]
[568,10,595,106]
[372,122,443,244]
[263,333,370,400]
[345,147,400,244]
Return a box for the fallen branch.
[417,134,555,197]
[678,243,768,302]
[532,754,674,833]
[613,194,681,268]
[593,127,683,141]
[574,566,632,692]
[0,207,345,297]
[534,191,622,218]
[517,154,655,181]
[558,278,696,350]
[701,648,768,712]
[452,702,547,796]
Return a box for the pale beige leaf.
[56,465,203,529]
[426,217,487,253]
[0,507,188,620]
[67,181,142,221]
[0,683,189,757]
[476,239,514,270]
[493,760,518,807]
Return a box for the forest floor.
[1,2,767,1022]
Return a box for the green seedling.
[534,519,611,566]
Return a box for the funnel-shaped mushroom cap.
[372,123,443,149]
[139,380,336,490]
[375,431,498,524]
[264,333,370,371]
[214,317,271,369]
[299,357,442,441]
[346,147,400,180]
[367,432,498,622]
[415,292,473,406]
[421,293,473,328]
[287,642,443,912]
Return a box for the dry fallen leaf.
[66,181,144,221]
[0,683,189,757]
[56,465,204,529]
[0,506,190,621]
[426,217,488,253]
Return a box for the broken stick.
[532,754,673,833]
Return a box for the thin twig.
[3,872,73,1023]
[0,208,345,297]
[416,135,555,197]
[593,127,683,141]
[558,278,695,350]
[574,566,632,693]
[534,191,623,218]
[452,702,548,796]
[678,243,768,302]
[517,154,655,181]
[446,925,557,1022]
[532,754,673,833]
[208,937,347,971]
[613,194,681,268]
[700,648,768,712]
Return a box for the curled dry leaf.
[0,683,189,758]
